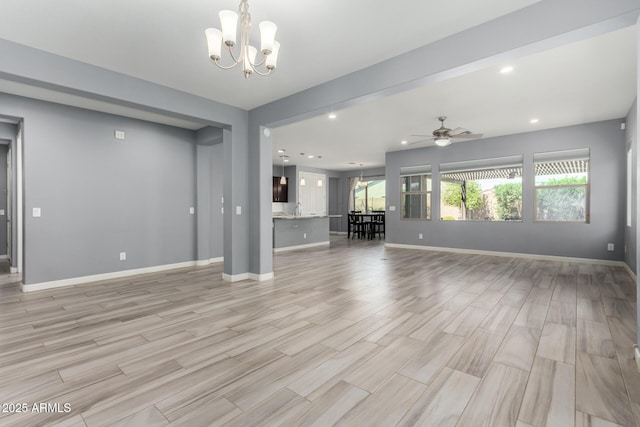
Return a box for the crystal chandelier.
[205,0,280,79]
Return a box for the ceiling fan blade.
[408,137,435,145]
[449,127,470,135]
[450,133,483,139]
[411,134,432,137]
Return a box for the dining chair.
[348,212,365,239]
[370,212,385,239]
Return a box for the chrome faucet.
[294,202,302,217]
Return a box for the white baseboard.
[623,262,637,281]
[222,272,249,282]
[195,256,224,267]
[223,271,273,282]
[9,267,17,274]
[249,272,274,281]
[273,241,330,253]
[384,243,628,267]
[330,231,347,235]
[21,261,198,293]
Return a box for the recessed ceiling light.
[277,148,285,153]
[328,113,337,119]
[401,140,408,145]
[284,159,289,162]
[530,118,539,124]
[307,155,314,158]
[500,66,514,74]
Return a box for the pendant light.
[357,164,364,188]
[279,154,287,185]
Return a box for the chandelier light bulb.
[205,28,223,60]
[266,41,280,70]
[259,21,277,54]
[218,10,238,46]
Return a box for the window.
[628,147,632,227]
[354,178,385,212]
[439,156,523,221]
[534,148,589,223]
[400,165,431,220]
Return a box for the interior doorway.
[0,116,22,286]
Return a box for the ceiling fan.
[410,116,483,147]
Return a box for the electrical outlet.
[607,243,614,251]
[418,233,423,239]
[32,208,41,217]
[119,252,126,261]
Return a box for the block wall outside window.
[534,148,590,223]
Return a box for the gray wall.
[386,120,626,261]
[626,100,637,272]
[0,93,198,284]
[0,37,252,282]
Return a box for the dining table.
[348,211,385,239]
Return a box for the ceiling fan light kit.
[205,0,280,78]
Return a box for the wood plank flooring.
[0,237,638,426]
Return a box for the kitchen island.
[272,215,330,252]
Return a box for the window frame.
[438,155,524,222]
[400,173,432,221]
[353,178,385,213]
[533,149,590,224]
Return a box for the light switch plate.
[389,206,396,211]
[114,130,125,140]
[236,206,241,215]
[189,207,195,215]
[119,252,126,261]
[32,207,41,217]
[0,209,5,216]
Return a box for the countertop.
[273,215,329,220]
[272,214,343,220]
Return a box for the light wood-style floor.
[1,237,639,426]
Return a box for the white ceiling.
[0,1,636,173]
[273,26,637,170]
[0,0,540,110]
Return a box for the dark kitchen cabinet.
[273,176,288,202]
